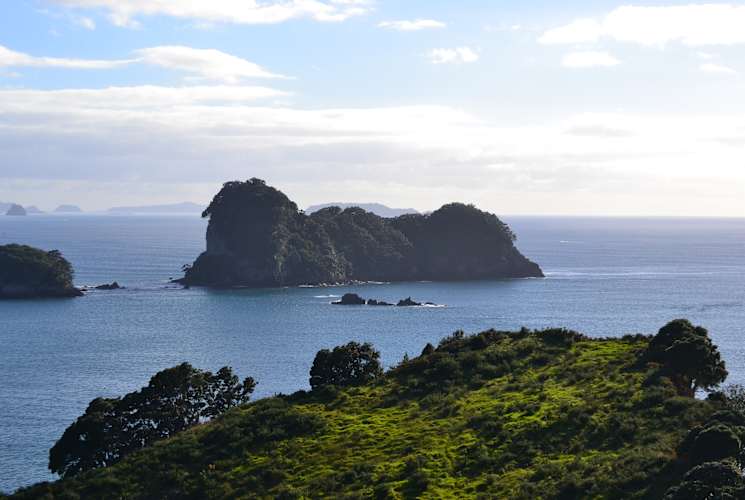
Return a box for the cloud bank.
[49,0,372,27]
[540,4,745,46]
[0,45,284,83]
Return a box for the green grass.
[11,329,716,499]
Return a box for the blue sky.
[1,1,744,215]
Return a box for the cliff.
[10,325,740,498]
[0,244,82,298]
[180,179,542,287]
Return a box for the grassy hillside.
[11,328,727,499]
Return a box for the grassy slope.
[13,330,714,499]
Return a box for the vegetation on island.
[180,178,542,287]
[10,319,745,499]
[0,244,82,298]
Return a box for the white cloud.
[0,45,131,69]
[135,46,285,82]
[49,0,372,27]
[75,16,96,29]
[539,18,603,45]
[378,19,445,31]
[561,51,620,68]
[540,4,745,47]
[428,47,479,64]
[700,63,737,74]
[0,45,285,83]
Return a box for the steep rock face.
[0,244,82,298]
[181,178,543,287]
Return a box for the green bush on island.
[180,178,543,287]
[0,244,81,298]
[10,320,744,499]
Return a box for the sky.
[0,1,744,216]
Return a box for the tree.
[49,363,255,478]
[664,461,745,499]
[309,342,383,390]
[646,320,727,396]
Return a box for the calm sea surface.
[1,215,744,492]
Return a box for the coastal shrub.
[664,461,745,499]
[690,424,742,464]
[722,384,745,416]
[309,342,383,390]
[49,363,255,478]
[644,319,727,396]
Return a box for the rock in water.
[5,204,27,216]
[179,178,543,288]
[367,299,393,306]
[95,282,122,290]
[333,293,367,305]
[397,297,421,307]
[0,244,83,298]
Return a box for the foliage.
[644,319,728,396]
[309,342,383,390]
[0,244,79,297]
[182,179,542,286]
[12,323,728,499]
[49,363,255,478]
[721,384,745,415]
[664,461,745,500]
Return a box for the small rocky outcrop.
[397,297,421,307]
[0,244,82,298]
[333,293,367,305]
[95,282,123,290]
[367,299,393,306]
[6,204,27,216]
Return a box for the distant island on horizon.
[180,178,543,288]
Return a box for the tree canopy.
[645,319,727,396]
[309,342,383,390]
[49,363,255,478]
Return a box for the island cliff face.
[180,179,543,287]
[0,244,82,298]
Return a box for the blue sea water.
[1,214,744,492]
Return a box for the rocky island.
[0,244,83,298]
[180,179,542,288]
[5,204,27,216]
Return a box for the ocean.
[1,214,744,492]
